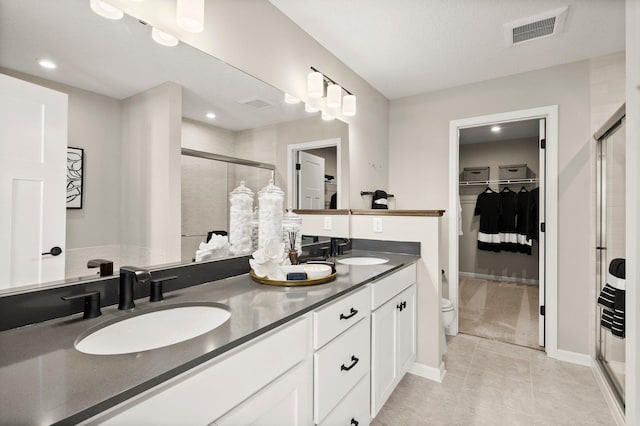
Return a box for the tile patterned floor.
[372,334,616,426]
[459,277,540,349]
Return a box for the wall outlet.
[373,217,383,233]
[323,216,332,231]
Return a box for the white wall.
[459,138,540,281]
[390,60,594,355]
[121,82,182,267]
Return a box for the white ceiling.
[0,0,310,131]
[459,119,539,145]
[269,0,625,100]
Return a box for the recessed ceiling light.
[89,0,124,20]
[206,112,216,119]
[151,27,179,47]
[491,126,501,132]
[38,59,57,69]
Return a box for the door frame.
[287,138,341,209]
[448,105,558,358]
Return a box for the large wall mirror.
[0,0,349,294]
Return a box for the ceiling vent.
[240,97,274,109]
[504,6,568,47]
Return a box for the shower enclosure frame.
[594,104,626,413]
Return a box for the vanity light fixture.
[151,27,179,47]
[321,111,335,121]
[326,84,342,108]
[305,103,320,113]
[342,94,357,116]
[307,66,357,116]
[177,0,204,33]
[491,126,501,132]
[38,59,57,69]
[284,93,301,104]
[307,71,324,99]
[206,112,216,119]
[89,0,124,20]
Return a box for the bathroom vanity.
[0,251,417,425]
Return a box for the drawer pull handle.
[351,418,359,426]
[341,355,359,371]
[507,168,519,172]
[340,307,358,320]
[397,301,407,311]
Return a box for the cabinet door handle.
[340,355,359,371]
[351,418,359,426]
[397,303,403,312]
[402,301,407,309]
[339,307,358,320]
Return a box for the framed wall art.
[67,147,84,209]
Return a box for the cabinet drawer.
[314,317,370,423]
[313,286,370,349]
[320,374,370,426]
[370,263,416,310]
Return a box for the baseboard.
[591,359,625,426]
[409,362,446,383]
[553,349,592,366]
[459,271,539,285]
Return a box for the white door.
[538,118,546,347]
[371,299,397,417]
[0,74,68,289]
[297,151,324,209]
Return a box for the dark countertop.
[0,250,418,425]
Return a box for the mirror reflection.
[0,0,348,294]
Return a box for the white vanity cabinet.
[85,316,313,426]
[313,286,371,425]
[370,264,417,417]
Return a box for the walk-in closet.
[458,119,544,349]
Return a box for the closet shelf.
[459,178,539,186]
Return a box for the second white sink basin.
[337,256,389,266]
[75,304,231,355]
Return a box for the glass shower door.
[596,118,626,407]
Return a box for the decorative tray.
[249,269,337,287]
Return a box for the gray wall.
[459,138,539,281]
[389,60,593,355]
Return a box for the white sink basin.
[75,305,231,355]
[337,256,389,266]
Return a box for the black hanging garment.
[526,187,539,241]
[498,188,518,252]
[371,190,388,209]
[597,258,626,338]
[474,189,501,252]
[515,188,533,255]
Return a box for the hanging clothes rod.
[459,178,539,186]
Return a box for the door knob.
[42,246,63,256]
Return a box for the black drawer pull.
[507,168,519,172]
[42,246,63,256]
[340,355,359,371]
[402,301,407,309]
[351,418,359,426]
[340,307,358,320]
[397,303,402,311]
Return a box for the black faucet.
[118,266,151,310]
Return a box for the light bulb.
[89,0,124,20]
[326,84,342,108]
[151,27,179,47]
[38,59,57,69]
[342,94,356,116]
[177,0,204,33]
[307,71,324,99]
[491,126,501,132]
[206,112,216,119]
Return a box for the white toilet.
[440,298,456,355]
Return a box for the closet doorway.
[448,106,559,356]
